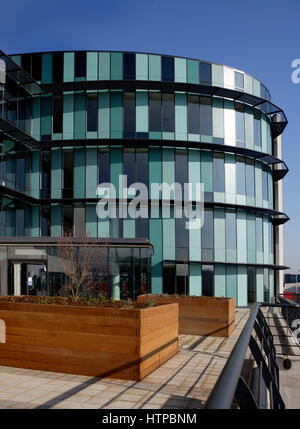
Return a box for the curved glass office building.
[0,50,288,304]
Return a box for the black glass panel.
[202,265,214,297]
[149,92,161,132]
[163,263,176,294]
[41,150,51,198]
[123,53,136,80]
[247,266,256,304]
[62,206,74,235]
[200,97,212,136]
[187,95,200,134]
[32,53,42,81]
[199,62,211,85]
[123,92,135,138]
[98,148,110,184]
[52,52,64,83]
[86,93,98,132]
[161,56,174,82]
[75,51,86,78]
[53,95,63,134]
[162,93,174,132]
[63,149,74,198]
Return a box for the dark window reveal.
[75,51,86,78]
[161,56,174,82]
[86,93,98,132]
[123,53,136,80]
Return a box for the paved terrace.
[0,309,250,409]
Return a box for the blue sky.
[1,0,299,272]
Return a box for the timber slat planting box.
[0,301,179,380]
[137,295,235,337]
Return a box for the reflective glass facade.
[0,50,288,304]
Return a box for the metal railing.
[205,303,289,409]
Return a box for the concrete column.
[273,115,284,296]
[112,265,120,300]
[13,263,21,296]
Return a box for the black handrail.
[205,303,287,409]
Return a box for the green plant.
[145,298,156,307]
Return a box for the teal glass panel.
[31,206,40,237]
[74,92,86,139]
[245,105,254,149]
[5,208,15,236]
[214,208,225,262]
[51,148,62,199]
[253,79,260,97]
[41,53,52,84]
[110,91,122,138]
[149,147,161,200]
[40,96,51,137]
[244,74,253,94]
[187,60,199,84]
[85,204,97,237]
[212,97,224,139]
[269,270,274,299]
[123,218,135,238]
[24,207,31,236]
[215,264,226,297]
[175,57,186,83]
[99,52,110,80]
[189,219,201,261]
[51,205,61,236]
[163,217,175,260]
[201,150,213,195]
[31,150,40,199]
[256,267,264,302]
[189,264,202,296]
[255,161,263,207]
[263,216,269,264]
[149,55,161,81]
[188,149,201,201]
[86,147,98,198]
[237,210,247,263]
[110,147,122,195]
[261,113,267,153]
[175,92,187,141]
[212,64,223,87]
[63,52,74,82]
[150,217,163,294]
[63,92,74,139]
[111,53,122,80]
[226,265,237,300]
[237,265,247,306]
[98,217,109,238]
[136,90,148,132]
[32,97,41,141]
[136,54,148,80]
[25,152,31,195]
[98,90,110,139]
[74,147,85,198]
[247,212,256,263]
[268,170,273,209]
[162,148,175,186]
[87,52,98,81]
[10,55,21,66]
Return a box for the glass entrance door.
[23,263,47,296]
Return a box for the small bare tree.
[57,231,108,301]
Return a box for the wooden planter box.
[0,302,179,381]
[137,295,235,337]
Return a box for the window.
[175,217,189,260]
[161,56,174,82]
[162,93,175,132]
[254,109,261,147]
[136,148,149,188]
[262,165,268,201]
[123,148,135,187]
[149,92,161,132]
[213,153,225,193]
[63,149,74,198]
[163,262,176,294]
[226,210,236,252]
[187,95,200,134]
[246,159,255,198]
[235,103,245,145]
[247,266,256,304]
[235,71,244,89]
[123,53,135,80]
[264,269,269,302]
[52,95,63,134]
[199,62,211,85]
[175,263,189,295]
[256,215,263,253]
[202,265,214,296]
[175,149,187,187]
[200,97,212,136]
[62,206,74,235]
[75,51,86,78]
[202,208,213,261]
[86,93,98,132]
[21,54,31,75]
[41,206,50,236]
[16,154,25,193]
[236,156,245,196]
[16,208,24,236]
[98,148,110,184]
[41,151,51,198]
[32,53,42,81]
[123,92,135,138]
[52,52,64,83]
